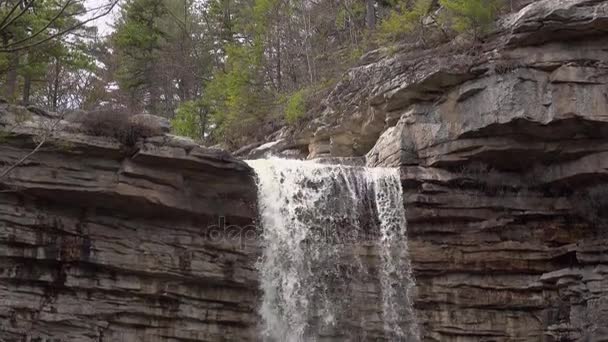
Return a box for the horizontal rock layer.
[359,0,608,340]
[3,0,608,341]
[0,109,260,341]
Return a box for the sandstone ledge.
[0,105,259,341]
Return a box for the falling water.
[246,158,418,341]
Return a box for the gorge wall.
[355,0,608,340]
[0,112,260,341]
[2,0,608,341]
[246,0,608,340]
[371,1,608,339]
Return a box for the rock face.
[238,0,608,339]
[360,0,608,340]
[3,1,608,341]
[0,105,259,341]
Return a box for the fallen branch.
[0,112,63,180]
[0,136,46,179]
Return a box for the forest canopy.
[0,0,507,149]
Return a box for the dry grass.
[80,109,164,146]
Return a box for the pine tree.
[439,0,503,39]
[0,0,97,107]
[113,0,167,114]
[378,0,433,43]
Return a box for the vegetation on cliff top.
[0,0,506,149]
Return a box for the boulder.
[130,113,171,134]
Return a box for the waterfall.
[246,158,418,341]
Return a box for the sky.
[84,0,121,36]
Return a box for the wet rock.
[361,1,608,339]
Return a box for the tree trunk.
[198,107,207,141]
[22,73,31,105]
[365,0,376,30]
[52,59,61,111]
[149,83,160,115]
[276,31,282,91]
[3,34,19,101]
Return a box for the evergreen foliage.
[284,89,306,125]
[0,0,508,148]
[171,100,208,141]
[0,0,98,108]
[378,0,433,43]
[439,0,503,38]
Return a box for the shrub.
[80,109,131,138]
[80,109,163,146]
[494,59,524,74]
[284,90,306,125]
[171,100,208,141]
[458,161,519,195]
[378,0,433,43]
[439,0,503,39]
[127,114,166,144]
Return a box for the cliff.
[2,0,608,341]
[0,107,259,341]
[248,0,608,340]
[363,0,608,340]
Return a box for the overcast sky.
[84,0,121,36]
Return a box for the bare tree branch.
[1,0,73,48]
[0,136,46,179]
[0,0,118,52]
[0,1,36,33]
[0,114,63,180]
[0,0,29,31]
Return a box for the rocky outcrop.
[0,105,259,341]
[231,0,608,339]
[3,1,608,341]
[358,0,608,340]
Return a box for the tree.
[439,0,503,39]
[111,0,213,116]
[113,0,167,114]
[34,41,97,111]
[50,0,507,150]
[171,99,209,140]
[0,0,102,108]
[377,0,434,43]
[0,0,118,52]
[365,0,376,29]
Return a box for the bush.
[439,0,503,39]
[171,100,208,141]
[284,90,306,125]
[494,59,524,75]
[377,0,433,43]
[458,161,520,195]
[80,109,164,146]
[80,109,130,138]
[128,114,167,144]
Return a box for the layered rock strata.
[361,0,608,340]
[249,0,608,339]
[0,106,259,341]
[2,0,608,341]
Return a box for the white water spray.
[246,158,418,341]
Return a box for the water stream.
[246,158,418,341]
